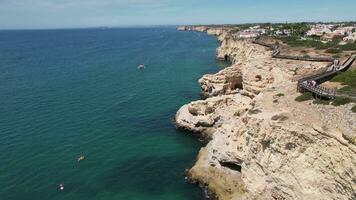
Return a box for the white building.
[343,32,356,42]
[237,30,260,38]
[274,29,291,36]
[237,26,267,38]
[306,27,332,36]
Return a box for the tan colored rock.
[207,28,226,36]
[175,28,356,200]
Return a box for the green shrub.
[295,92,313,102]
[275,93,285,97]
[332,97,351,106]
[333,54,341,59]
[325,48,342,54]
[339,42,356,51]
[352,105,356,113]
[338,86,354,94]
[331,70,356,88]
[277,35,346,50]
[313,99,330,105]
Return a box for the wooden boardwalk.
[297,55,355,99]
[253,38,356,99]
[252,39,334,62]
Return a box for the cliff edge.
[176,26,356,200]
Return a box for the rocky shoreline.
[176,26,356,200]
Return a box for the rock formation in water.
[176,27,356,200]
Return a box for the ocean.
[0,27,225,200]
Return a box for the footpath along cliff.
[176,26,356,200]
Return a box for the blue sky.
[0,0,356,29]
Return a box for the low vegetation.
[332,97,351,106]
[295,92,313,102]
[339,42,356,51]
[333,54,341,59]
[313,99,330,105]
[352,105,356,113]
[338,86,353,94]
[331,70,356,106]
[273,23,310,36]
[277,36,338,49]
[277,36,356,51]
[330,70,356,88]
[275,93,285,97]
[330,70,356,109]
[325,48,342,54]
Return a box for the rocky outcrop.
[176,28,356,200]
[199,66,243,98]
[177,26,209,32]
[207,28,226,36]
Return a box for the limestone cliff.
[176,28,356,200]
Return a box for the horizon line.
[1,20,356,31]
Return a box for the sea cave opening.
[219,161,242,172]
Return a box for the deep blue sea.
[0,28,224,200]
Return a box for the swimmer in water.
[77,155,85,162]
[59,183,64,191]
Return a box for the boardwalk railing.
[297,82,336,99]
[252,38,355,100]
[297,55,355,99]
[252,39,277,49]
[253,38,334,62]
[272,54,334,62]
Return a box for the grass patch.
[295,92,313,102]
[338,86,354,94]
[352,105,356,113]
[332,97,351,106]
[275,93,285,97]
[277,36,356,51]
[325,48,342,54]
[339,42,356,51]
[313,99,330,105]
[333,54,341,59]
[330,70,356,88]
[278,36,340,49]
[332,70,356,98]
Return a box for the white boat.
[137,64,145,69]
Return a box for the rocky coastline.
[176,26,356,200]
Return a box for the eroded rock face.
[199,66,243,98]
[176,30,356,200]
[207,28,226,36]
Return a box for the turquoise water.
[0,28,223,200]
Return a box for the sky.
[0,0,356,29]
